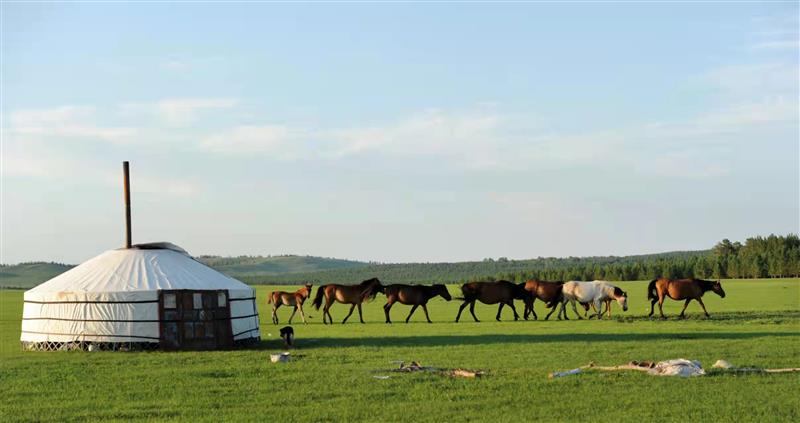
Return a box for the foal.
[268,283,313,325]
[383,284,452,323]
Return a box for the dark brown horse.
[648,278,726,318]
[312,278,384,324]
[383,284,452,323]
[267,283,313,325]
[522,280,565,320]
[455,280,521,322]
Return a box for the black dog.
[279,326,294,349]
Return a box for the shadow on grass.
[251,331,798,350]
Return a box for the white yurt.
[20,162,260,351]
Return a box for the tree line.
[235,234,799,285]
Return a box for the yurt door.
[159,290,234,350]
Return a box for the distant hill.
[196,255,368,277]
[0,262,74,289]
[0,255,368,289]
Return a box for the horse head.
[303,282,313,296]
[360,278,384,300]
[434,284,452,301]
[712,280,726,298]
[613,286,629,311]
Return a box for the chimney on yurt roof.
[123,161,132,249]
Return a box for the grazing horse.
[312,278,384,324]
[267,283,313,325]
[648,278,726,319]
[560,281,628,320]
[523,280,565,320]
[383,284,452,323]
[455,280,521,322]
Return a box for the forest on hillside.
[235,234,800,285]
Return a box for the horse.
[522,280,565,320]
[383,284,452,323]
[311,277,384,324]
[455,280,521,322]
[267,283,313,325]
[559,280,628,320]
[647,278,726,319]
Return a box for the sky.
[1,2,798,264]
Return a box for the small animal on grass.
[383,284,452,323]
[279,326,294,349]
[455,280,521,323]
[267,283,313,325]
[522,280,565,320]
[312,277,385,324]
[648,278,726,319]
[559,280,628,320]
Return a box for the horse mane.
[696,278,715,291]
[613,286,626,297]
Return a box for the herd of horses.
[267,277,727,325]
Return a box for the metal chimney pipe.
[123,161,132,248]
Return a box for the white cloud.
[201,125,306,159]
[154,98,238,126]
[751,40,800,51]
[8,106,136,143]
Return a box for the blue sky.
[2,2,798,264]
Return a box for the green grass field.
[1,279,798,422]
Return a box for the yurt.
[20,162,260,351]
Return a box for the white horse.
[560,281,628,320]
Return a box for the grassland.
[0,279,798,422]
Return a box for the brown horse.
[522,280,565,320]
[312,278,384,324]
[267,283,313,325]
[383,284,452,323]
[648,278,726,319]
[455,280,521,322]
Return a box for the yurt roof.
[27,242,250,294]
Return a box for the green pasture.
[0,279,798,422]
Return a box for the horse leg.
[405,305,419,323]
[455,301,468,322]
[288,305,298,324]
[496,303,505,321]
[544,301,559,321]
[606,299,612,318]
[271,303,279,325]
[508,301,520,321]
[570,299,583,320]
[298,304,307,324]
[591,299,603,320]
[530,298,539,320]
[649,297,657,317]
[342,304,356,324]
[658,295,667,319]
[383,300,394,324]
[696,297,711,318]
[469,301,480,322]
[421,304,432,323]
[357,303,365,324]
[679,299,692,318]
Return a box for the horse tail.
[647,279,658,300]
[312,286,325,310]
[267,293,273,304]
